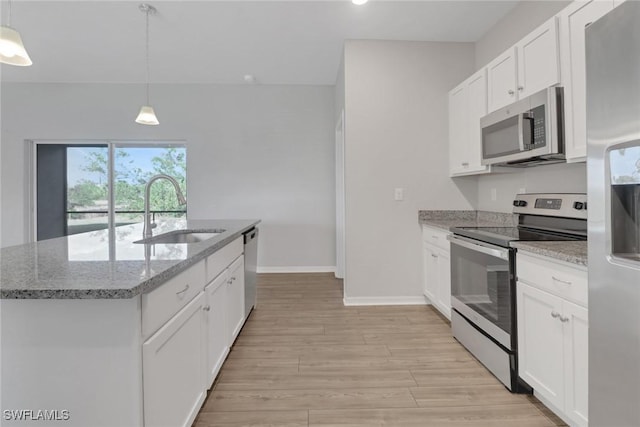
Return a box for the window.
[35,141,186,241]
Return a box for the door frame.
[335,110,346,280]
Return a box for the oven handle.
[447,235,510,261]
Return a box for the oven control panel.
[513,193,587,219]
[534,198,562,209]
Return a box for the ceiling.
[1,1,520,85]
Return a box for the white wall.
[1,83,336,270]
[343,40,477,302]
[474,0,585,213]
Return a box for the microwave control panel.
[530,105,546,147]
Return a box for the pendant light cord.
[145,7,150,105]
[7,0,12,27]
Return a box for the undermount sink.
[134,229,225,245]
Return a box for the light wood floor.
[194,273,566,427]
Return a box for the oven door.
[448,235,515,350]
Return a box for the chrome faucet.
[143,174,187,239]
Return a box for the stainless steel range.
[448,193,587,392]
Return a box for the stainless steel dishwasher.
[243,227,258,317]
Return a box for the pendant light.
[135,3,159,126]
[0,0,32,66]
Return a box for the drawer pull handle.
[508,89,515,95]
[431,254,438,258]
[203,305,211,312]
[552,276,572,285]
[432,235,438,239]
[551,311,561,319]
[461,162,469,167]
[176,284,190,297]
[560,315,570,323]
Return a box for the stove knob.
[520,200,528,207]
[513,200,519,207]
[584,202,587,210]
[574,202,584,210]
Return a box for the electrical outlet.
[491,188,497,201]
[394,188,404,201]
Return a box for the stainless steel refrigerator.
[586,2,640,425]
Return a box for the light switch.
[394,188,404,201]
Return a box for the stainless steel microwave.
[480,87,565,167]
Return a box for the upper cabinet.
[487,49,518,112]
[559,0,614,163]
[487,17,561,112]
[449,68,491,177]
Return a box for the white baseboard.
[343,296,428,306]
[257,266,336,274]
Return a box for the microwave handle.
[519,112,534,150]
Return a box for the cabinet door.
[517,17,560,98]
[562,300,589,427]
[517,282,564,409]
[448,82,469,176]
[487,48,517,112]
[560,0,613,162]
[143,292,206,427]
[227,255,246,343]
[436,248,451,320]
[422,243,438,303]
[466,70,490,174]
[205,272,229,389]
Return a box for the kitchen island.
[1,219,259,427]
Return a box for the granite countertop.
[510,241,588,267]
[418,210,587,266]
[418,210,518,230]
[0,219,260,299]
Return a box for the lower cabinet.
[227,256,246,342]
[205,271,229,389]
[421,226,452,319]
[143,292,207,427]
[516,254,588,427]
[143,236,247,426]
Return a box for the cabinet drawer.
[142,261,206,339]
[422,226,451,251]
[517,253,587,307]
[206,237,243,283]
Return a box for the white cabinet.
[559,0,614,162]
[517,283,565,404]
[449,69,491,177]
[227,255,246,342]
[517,253,588,427]
[205,271,229,389]
[143,292,207,427]
[487,48,518,112]
[421,226,452,319]
[487,17,560,112]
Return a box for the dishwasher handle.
[243,227,258,244]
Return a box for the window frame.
[28,139,187,242]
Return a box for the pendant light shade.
[0,0,32,66]
[136,105,159,125]
[136,4,159,126]
[0,26,31,66]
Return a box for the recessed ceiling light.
[352,0,369,5]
